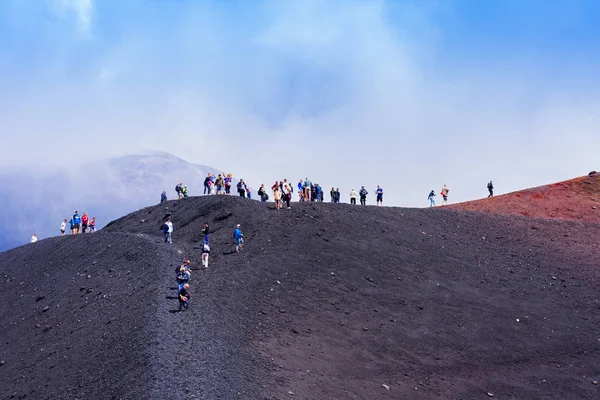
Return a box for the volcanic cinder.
[1,174,599,400]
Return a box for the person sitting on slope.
[178,283,190,311]
[176,266,190,291]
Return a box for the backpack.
[360,189,367,196]
[162,223,169,233]
[175,185,181,193]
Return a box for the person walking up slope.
[234,224,244,252]
[201,243,210,268]
[178,283,190,311]
[487,181,494,197]
[60,219,67,236]
[428,190,436,207]
[161,190,168,203]
[163,218,173,243]
[441,184,450,205]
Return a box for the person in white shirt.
[60,219,67,236]
[163,218,174,243]
[350,188,358,205]
[31,233,38,243]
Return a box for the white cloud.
[50,0,93,37]
[1,1,599,207]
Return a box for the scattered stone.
[593,380,598,385]
[487,392,494,397]
[0,360,5,366]
[382,384,390,390]
[35,295,45,302]
[288,391,294,395]
[363,327,368,331]
[42,306,50,313]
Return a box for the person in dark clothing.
[428,190,436,207]
[258,184,268,202]
[334,188,341,203]
[487,181,494,197]
[237,180,247,197]
[330,187,336,202]
[201,223,209,244]
[359,186,368,205]
[161,190,168,203]
[178,284,190,311]
[176,266,190,291]
[203,174,211,194]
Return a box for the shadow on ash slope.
[1,195,599,400]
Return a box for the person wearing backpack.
[487,181,494,197]
[428,190,436,207]
[175,182,183,199]
[237,180,247,197]
[181,185,189,198]
[225,174,233,194]
[161,190,168,203]
[359,186,368,205]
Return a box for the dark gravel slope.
[2,195,600,400]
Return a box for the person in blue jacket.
[161,190,167,203]
[375,185,383,206]
[72,211,82,234]
[234,224,244,252]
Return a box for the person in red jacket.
[81,212,89,233]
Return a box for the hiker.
[181,185,189,198]
[60,219,67,236]
[303,178,312,201]
[176,181,183,199]
[258,184,268,202]
[359,186,368,205]
[375,186,383,206]
[298,179,304,201]
[428,190,436,207]
[273,186,282,210]
[81,212,89,233]
[161,190,167,203]
[283,184,292,209]
[69,218,76,235]
[73,211,82,234]
[178,283,190,311]
[31,233,38,243]
[201,223,209,244]
[203,174,211,194]
[237,180,247,197]
[89,217,96,232]
[441,184,449,205]
[283,179,293,198]
[225,174,233,194]
[163,217,173,243]
[177,266,190,291]
[350,188,358,204]
[487,181,494,197]
[246,186,252,199]
[177,260,191,274]
[215,174,224,194]
[234,224,244,252]
[201,243,210,268]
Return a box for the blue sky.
[1,0,599,206]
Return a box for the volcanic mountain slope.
[1,195,600,399]
[450,173,600,222]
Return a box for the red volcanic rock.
[451,175,600,223]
